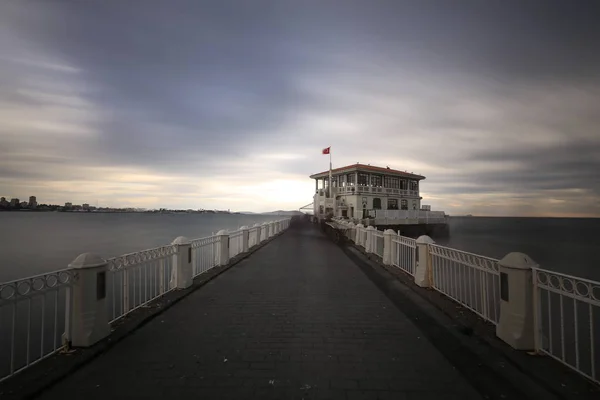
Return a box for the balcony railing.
[320,186,420,197]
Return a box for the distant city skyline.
[0,194,239,212]
[1,2,599,217]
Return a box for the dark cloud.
[1,1,599,214]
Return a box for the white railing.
[0,269,75,382]
[0,218,292,382]
[228,230,244,259]
[392,235,416,275]
[360,227,367,248]
[260,225,268,242]
[429,244,500,324]
[371,230,384,258]
[533,268,600,384]
[190,235,219,277]
[248,227,259,248]
[346,226,355,241]
[106,244,177,324]
[372,209,446,223]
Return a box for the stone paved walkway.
[37,222,482,400]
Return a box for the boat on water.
[307,163,449,237]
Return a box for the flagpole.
[328,148,332,199]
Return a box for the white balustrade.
[249,225,260,248]
[0,217,292,381]
[260,222,268,242]
[190,235,219,277]
[428,244,500,324]
[371,229,384,258]
[106,244,177,324]
[392,234,416,275]
[370,209,446,224]
[339,219,599,384]
[228,229,244,259]
[0,269,75,382]
[533,268,600,384]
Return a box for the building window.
[401,199,408,210]
[347,173,355,186]
[384,176,399,188]
[373,198,382,209]
[370,175,382,187]
[412,201,417,210]
[410,180,418,191]
[388,199,398,210]
[358,173,369,186]
[400,180,408,190]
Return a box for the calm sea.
[0,214,598,282]
[0,212,281,282]
[437,217,600,281]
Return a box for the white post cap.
[69,253,106,269]
[499,252,538,270]
[416,235,435,244]
[216,229,228,235]
[171,236,191,245]
[384,229,396,235]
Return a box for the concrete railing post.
[383,229,396,265]
[170,236,193,289]
[365,226,376,253]
[496,252,537,350]
[414,235,435,287]
[65,253,110,348]
[355,224,364,246]
[216,229,230,266]
[240,226,250,253]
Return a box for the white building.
[310,163,447,229]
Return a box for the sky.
[1,1,599,216]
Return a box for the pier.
[1,217,599,399]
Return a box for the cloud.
[0,1,599,215]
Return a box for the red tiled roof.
[310,163,425,180]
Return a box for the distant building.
[0,197,8,207]
[65,202,73,208]
[20,201,28,208]
[10,198,20,207]
[29,196,37,208]
[82,203,90,210]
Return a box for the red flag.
[322,147,330,155]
